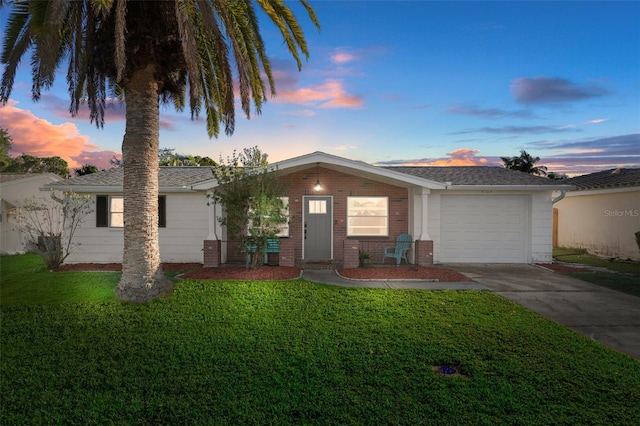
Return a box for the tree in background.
[74,164,100,176]
[0,127,12,168]
[109,155,123,168]
[501,150,548,176]
[2,154,70,178]
[547,172,569,180]
[1,1,319,302]
[159,148,216,166]
[210,147,287,269]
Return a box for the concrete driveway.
[446,264,640,360]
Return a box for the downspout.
[551,190,566,204]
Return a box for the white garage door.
[440,195,528,263]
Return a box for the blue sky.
[1,1,638,175]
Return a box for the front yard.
[1,254,639,425]
[552,247,640,297]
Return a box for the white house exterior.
[46,167,212,264]
[556,168,640,261]
[0,173,63,254]
[46,152,571,266]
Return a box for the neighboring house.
[0,173,63,254]
[555,168,640,261]
[46,152,571,266]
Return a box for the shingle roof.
[0,173,32,183]
[1,173,62,184]
[385,166,561,186]
[48,167,214,188]
[47,164,566,190]
[566,168,640,190]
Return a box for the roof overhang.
[447,184,576,191]
[564,185,640,197]
[192,151,448,190]
[0,173,62,187]
[44,184,201,193]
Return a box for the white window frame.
[109,196,124,228]
[247,196,290,237]
[276,197,290,237]
[347,196,389,237]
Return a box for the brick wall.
[415,240,434,266]
[203,239,220,267]
[205,167,411,267]
[283,167,409,267]
[279,238,295,267]
[343,239,360,268]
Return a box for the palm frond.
[0,1,32,103]
[33,0,69,85]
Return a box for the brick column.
[203,240,220,267]
[343,240,360,269]
[279,238,295,267]
[415,240,434,266]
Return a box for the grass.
[2,255,640,425]
[0,253,119,305]
[553,247,640,274]
[553,247,640,297]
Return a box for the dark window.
[95,195,166,228]
[158,196,166,228]
[96,196,108,227]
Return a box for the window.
[347,196,388,236]
[110,197,124,227]
[276,197,289,237]
[96,195,166,228]
[308,199,327,214]
[247,197,289,237]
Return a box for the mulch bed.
[181,266,301,280]
[55,263,203,272]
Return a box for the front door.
[303,196,332,259]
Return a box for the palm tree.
[1,0,319,302]
[74,164,100,176]
[500,150,548,176]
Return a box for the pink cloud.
[0,101,119,170]
[331,52,356,64]
[413,148,492,166]
[376,148,498,167]
[274,79,364,109]
[71,151,121,171]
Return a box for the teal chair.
[246,238,280,266]
[381,233,412,266]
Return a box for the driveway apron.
[445,264,640,360]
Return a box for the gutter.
[447,184,575,191]
[43,185,201,193]
[552,190,567,204]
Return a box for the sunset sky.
[1,1,638,176]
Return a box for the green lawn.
[553,247,640,297]
[2,255,639,425]
[0,253,119,305]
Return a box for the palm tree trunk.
[115,64,172,302]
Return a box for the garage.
[440,195,528,263]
